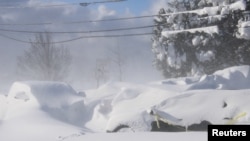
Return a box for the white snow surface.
[1,65,250,140]
[238,21,250,39]
[162,0,246,17]
[162,26,219,38]
[196,50,215,62]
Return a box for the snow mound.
[161,77,199,86]
[86,66,250,132]
[189,65,250,90]
[9,81,83,107]
[7,81,85,125]
[85,82,179,132]
[2,65,250,139]
[111,87,140,105]
[157,90,250,126]
[106,111,153,132]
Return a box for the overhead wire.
[0,2,157,44]
[0,0,155,44]
[0,24,160,34]
[0,22,159,43]
[0,0,239,26]
[0,22,52,26]
[0,1,245,45]
[0,32,153,44]
[0,3,79,9]
[0,10,230,44]
[63,14,158,24]
[79,0,127,6]
[0,0,127,9]
[0,0,158,44]
[0,11,224,26]
[0,22,156,43]
[0,14,158,26]
[0,13,225,44]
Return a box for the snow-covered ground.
[1,65,250,141]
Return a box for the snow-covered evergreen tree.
[152,0,249,78]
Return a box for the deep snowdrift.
[189,65,250,90]
[7,81,86,125]
[0,81,88,141]
[85,65,250,132]
[1,65,250,141]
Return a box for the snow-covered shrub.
[152,0,250,78]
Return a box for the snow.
[220,1,246,15]
[198,6,220,16]
[162,6,220,16]
[196,50,215,62]
[7,81,86,125]
[161,0,247,39]
[153,0,249,77]
[229,0,246,11]
[149,108,183,124]
[189,65,250,90]
[192,36,202,46]
[162,26,219,38]
[238,21,250,39]
[157,90,250,126]
[64,132,206,141]
[166,43,186,69]
[162,0,246,17]
[1,65,250,140]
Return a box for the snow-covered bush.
[152,0,250,78]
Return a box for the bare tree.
[109,38,125,81]
[94,59,109,88]
[17,32,72,81]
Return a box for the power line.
[0,33,31,44]
[0,14,157,26]
[0,3,78,8]
[0,13,221,26]
[0,0,127,9]
[0,32,153,44]
[0,11,223,26]
[80,0,127,7]
[0,1,242,26]
[65,14,158,24]
[0,24,159,34]
[0,22,53,26]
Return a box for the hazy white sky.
[0,0,167,91]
